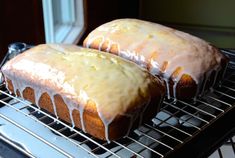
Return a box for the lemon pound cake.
[1,44,165,141]
[84,19,228,100]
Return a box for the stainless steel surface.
[0,48,234,157]
[209,136,235,158]
[0,135,35,158]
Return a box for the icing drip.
[62,96,86,132]
[105,40,114,52]
[97,94,152,143]
[10,78,39,109]
[163,78,170,99]
[11,79,25,97]
[69,108,75,128]
[173,79,180,101]
[98,37,104,51]
[69,107,76,128]
[149,59,161,75]
[162,73,171,99]
[4,76,9,92]
[97,112,113,143]
[85,36,104,49]
[50,94,58,118]
[79,108,85,131]
[34,89,42,109]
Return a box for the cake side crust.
[6,77,164,141]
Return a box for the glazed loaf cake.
[1,44,165,141]
[84,19,228,100]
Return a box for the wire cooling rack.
[0,49,234,158]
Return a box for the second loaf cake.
[84,19,229,100]
[1,44,165,141]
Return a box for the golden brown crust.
[6,78,164,141]
[169,74,197,99]
[39,93,54,115]
[54,94,71,123]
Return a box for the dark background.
[0,0,234,60]
[0,0,45,60]
[0,0,140,61]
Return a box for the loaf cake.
[84,19,229,100]
[1,44,165,141]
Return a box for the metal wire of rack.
[209,136,235,158]
[0,49,234,158]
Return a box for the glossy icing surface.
[84,19,225,99]
[1,44,163,141]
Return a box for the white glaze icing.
[84,18,225,99]
[4,76,9,92]
[1,44,164,141]
[34,89,42,109]
[163,78,170,100]
[50,93,58,118]
[61,95,86,131]
[173,79,179,101]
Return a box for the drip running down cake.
[84,19,229,100]
[1,44,165,141]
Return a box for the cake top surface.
[84,18,225,83]
[2,44,163,122]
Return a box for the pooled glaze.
[1,44,163,142]
[84,19,225,99]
